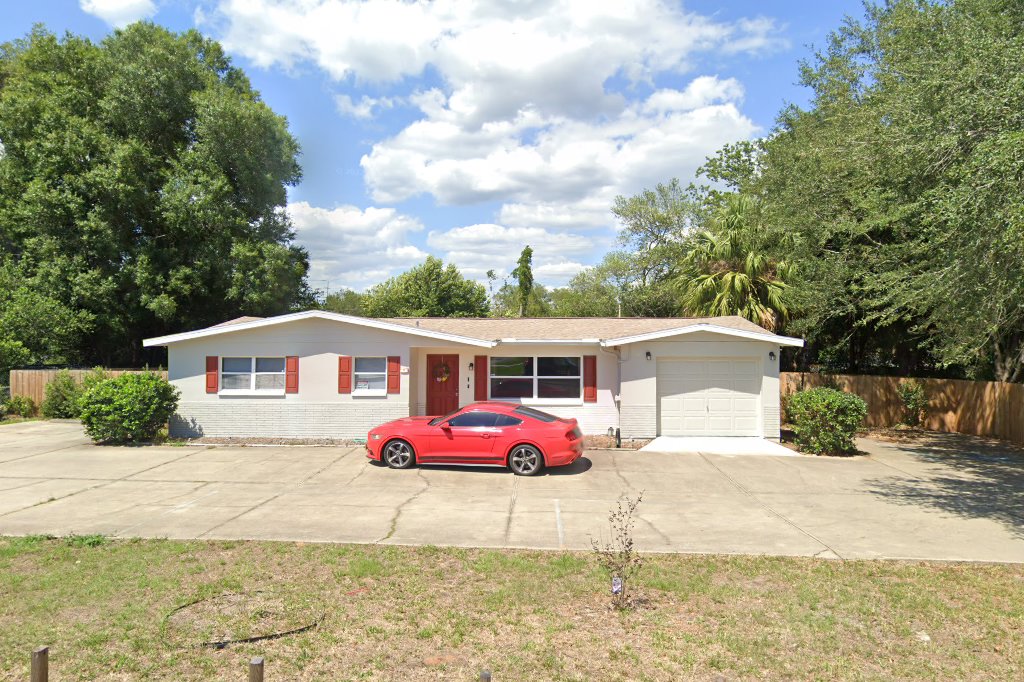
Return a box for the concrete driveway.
[1,420,1023,562]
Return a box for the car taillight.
[566,427,582,440]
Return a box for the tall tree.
[361,256,489,318]
[511,245,534,317]
[492,281,553,317]
[0,24,310,366]
[676,194,793,331]
[551,252,677,318]
[743,0,1024,378]
[611,178,697,288]
[321,289,365,316]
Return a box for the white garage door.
[657,359,761,436]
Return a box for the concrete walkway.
[640,436,797,456]
[1,420,1023,562]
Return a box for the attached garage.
[656,359,762,436]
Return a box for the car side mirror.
[440,422,451,430]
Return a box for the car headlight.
[371,434,383,440]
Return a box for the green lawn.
[1,537,1021,680]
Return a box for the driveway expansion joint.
[698,451,845,560]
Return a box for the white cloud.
[426,223,602,287]
[80,0,156,27]
[642,76,745,114]
[361,82,757,222]
[288,201,427,291]
[206,1,786,288]
[335,94,396,120]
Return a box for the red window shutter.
[205,356,218,393]
[338,356,352,394]
[474,355,488,401]
[285,356,299,394]
[583,355,597,403]
[387,356,401,394]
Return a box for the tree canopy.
[739,0,1024,379]
[0,23,310,368]
[361,256,489,318]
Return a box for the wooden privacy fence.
[781,372,1024,445]
[9,368,168,407]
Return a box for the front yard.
[1,537,1021,680]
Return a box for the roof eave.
[600,324,805,348]
[496,338,602,345]
[142,310,496,348]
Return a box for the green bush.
[787,387,867,455]
[896,379,928,427]
[5,394,36,417]
[79,372,180,444]
[41,370,83,418]
[80,367,110,393]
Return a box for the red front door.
[426,354,460,416]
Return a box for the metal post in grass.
[248,657,264,682]
[480,671,492,681]
[31,647,48,682]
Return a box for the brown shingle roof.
[212,316,264,327]
[377,315,769,341]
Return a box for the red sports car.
[366,402,584,476]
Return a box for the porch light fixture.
[769,351,777,362]
[468,361,474,371]
[645,351,652,361]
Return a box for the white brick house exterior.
[144,312,802,440]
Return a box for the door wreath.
[433,363,451,383]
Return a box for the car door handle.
[481,433,492,439]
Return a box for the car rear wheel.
[508,444,544,476]
[383,439,415,469]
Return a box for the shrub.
[592,492,645,610]
[787,387,867,455]
[896,379,928,427]
[80,367,110,393]
[41,370,83,419]
[5,394,36,417]
[79,372,180,444]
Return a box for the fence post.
[248,657,264,682]
[31,647,48,682]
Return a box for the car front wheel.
[508,444,544,476]
[383,439,415,469]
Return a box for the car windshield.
[512,405,561,423]
[428,408,463,426]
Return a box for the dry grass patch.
[0,537,1021,680]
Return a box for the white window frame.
[353,356,388,397]
[489,356,583,405]
[219,357,286,396]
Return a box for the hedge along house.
[142,311,803,441]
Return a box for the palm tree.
[677,194,793,331]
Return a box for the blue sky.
[1,0,864,293]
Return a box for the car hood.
[375,416,435,429]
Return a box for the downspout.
[600,343,624,446]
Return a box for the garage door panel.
[681,397,705,411]
[733,397,758,411]
[682,416,708,431]
[657,359,761,437]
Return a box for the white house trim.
[497,338,602,345]
[143,310,497,348]
[601,324,804,348]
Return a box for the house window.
[490,356,582,401]
[354,357,387,395]
[221,357,285,392]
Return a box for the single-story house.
[142,311,803,441]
